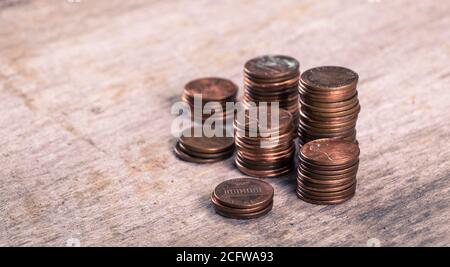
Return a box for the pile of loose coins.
[297,138,360,205]
[173,56,362,219]
[298,66,360,146]
[234,108,295,177]
[211,178,274,219]
[174,126,234,163]
[243,55,300,123]
[182,77,238,122]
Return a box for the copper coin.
[297,182,356,197]
[244,55,299,80]
[214,201,273,219]
[213,178,274,209]
[298,164,358,180]
[296,177,356,193]
[178,142,234,159]
[236,160,293,177]
[179,127,234,154]
[299,91,358,106]
[300,138,360,166]
[300,104,360,119]
[300,66,358,91]
[211,193,271,214]
[299,160,359,175]
[184,77,238,101]
[296,189,355,205]
[297,171,356,186]
[173,142,230,163]
[297,183,356,199]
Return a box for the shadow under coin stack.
[174,126,234,163]
[297,138,360,205]
[182,77,238,122]
[211,178,274,219]
[243,55,300,123]
[298,66,360,146]
[234,109,295,177]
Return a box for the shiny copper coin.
[297,182,356,197]
[173,142,230,163]
[244,55,299,80]
[300,138,360,166]
[300,66,358,91]
[214,201,273,219]
[236,160,293,177]
[179,127,234,154]
[299,160,359,176]
[296,187,355,202]
[298,164,358,180]
[299,92,359,108]
[213,178,274,209]
[184,77,238,101]
[296,189,355,205]
[296,177,356,193]
[177,143,234,159]
[297,171,356,186]
[211,193,271,214]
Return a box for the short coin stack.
[234,108,295,177]
[297,138,360,205]
[182,77,238,122]
[243,55,300,123]
[212,178,274,219]
[174,126,234,163]
[298,66,360,146]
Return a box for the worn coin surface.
[184,77,238,101]
[213,178,274,209]
[300,139,360,166]
[244,55,299,80]
[300,66,358,91]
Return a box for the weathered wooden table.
[1,0,449,246]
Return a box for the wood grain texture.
[0,0,449,246]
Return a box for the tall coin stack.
[298,66,360,146]
[243,55,300,123]
[234,108,295,177]
[182,77,238,123]
[297,138,360,205]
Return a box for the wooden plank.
[0,0,449,246]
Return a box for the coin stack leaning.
[212,178,274,219]
[297,138,360,205]
[298,66,360,146]
[174,126,234,163]
[243,55,300,123]
[182,77,238,122]
[234,108,295,177]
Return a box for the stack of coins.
[234,108,295,177]
[298,66,360,146]
[243,55,300,123]
[174,126,234,163]
[296,138,360,205]
[182,77,238,122]
[211,178,274,219]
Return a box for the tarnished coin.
[214,201,273,219]
[184,77,238,101]
[300,138,360,166]
[213,178,274,209]
[244,55,299,80]
[300,66,358,91]
[179,126,234,154]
